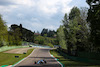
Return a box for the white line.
[13,48,36,67]
[48,50,63,67]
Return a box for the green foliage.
[69,7,80,20]
[8,25,22,46]
[47,43,53,48]
[10,24,34,42]
[57,6,89,55]
[41,28,48,36]
[41,28,56,37]
[87,0,100,48]
[0,15,8,47]
[34,35,58,47]
[8,24,34,46]
[35,35,45,44]
[57,25,66,49]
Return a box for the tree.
[69,7,80,20]
[8,26,22,45]
[35,35,45,44]
[62,13,72,54]
[62,8,81,54]
[47,30,55,37]
[86,0,100,48]
[57,25,66,49]
[41,28,48,36]
[79,7,90,51]
[8,24,34,45]
[41,28,56,37]
[60,6,89,55]
[0,15,8,47]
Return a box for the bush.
[47,43,53,48]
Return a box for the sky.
[0,0,89,32]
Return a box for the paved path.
[15,48,61,67]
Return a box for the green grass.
[50,50,100,67]
[0,48,34,66]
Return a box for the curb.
[11,58,25,67]
[50,54,64,67]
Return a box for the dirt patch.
[4,47,33,54]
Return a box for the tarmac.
[14,48,61,67]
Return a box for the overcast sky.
[0,0,89,32]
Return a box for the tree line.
[41,28,56,37]
[8,24,34,46]
[0,15,34,47]
[57,0,100,56]
[0,13,57,47]
[34,28,58,47]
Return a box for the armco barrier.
[57,50,100,65]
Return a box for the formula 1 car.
[34,59,47,64]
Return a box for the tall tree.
[79,7,90,51]
[8,24,34,45]
[0,15,8,47]
[62,13,72,54]
[41,28,48,36]
[61,7,89,55]
[57,25,66,49]
[9,25,22,45]
[86,0,100,48]
[69,7,80,20]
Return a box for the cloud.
[31,22,59,32]
[45,25,59,30]
[36,0,72,14]
[69,0,89,8]
[7,24,11,27]
[0,0,72,15]
[17,13,24,18]
[31,22,42,28]
[0,0,88,32]
[14,0,35,7]
[0,5,17,14]
[0,0,35,7]
[0,0,15,6]
[31,18,39,22]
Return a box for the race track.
[14,48,61,67]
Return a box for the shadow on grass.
[59,53,100,66]
[51,50,100,67]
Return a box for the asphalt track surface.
[14,48,61,67]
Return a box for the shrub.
[47,43,53,48]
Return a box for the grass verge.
[50,49,100,67]
[0,48,34,66]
